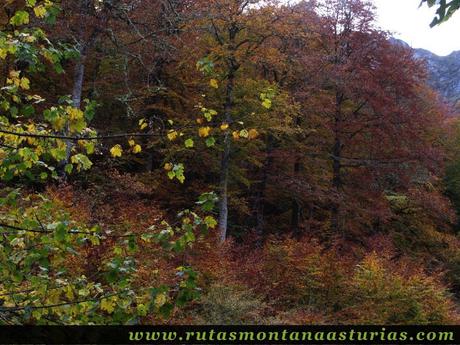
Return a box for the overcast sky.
[372,0,460,56]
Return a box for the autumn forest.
[2,0,460,325]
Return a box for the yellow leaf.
[248,129,259,139]
[232,131,240,140]
[154,293,167,308]
[196,118,203,124]
[27,123,36,132]
[164,163,173,171]
[133,144,142,154]
[128,140,135,147]
[20,77,30,90]
[53,116,66,131]
[67,107,83,120]
[110,145,123,157]
[9,70,20,79]
[209,79,219,89]
[137,304,148,317]
[65,286,74,300]
[100,299,115,314]
[220,123,229,131]
[239,129,249,138]
[262,99,272,109]
[24,35,36,43]
[167,130,178,141]
[34,5,47,18]
[48,289,61,304]
[139,118,148,130]
[198,127,211,138]
[205,216,218,229]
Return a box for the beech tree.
[305,0,449,237]
[182,0,287,241]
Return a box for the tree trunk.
[254,135,273,242]
[64,48,87,164]
[63,0,96,167]
[72,48,86,109]
[331,136,342,233]
[217,69,235,242]
[331,93,343,234]
[291,159,302,235]
[291,115,302,235]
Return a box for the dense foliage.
[1,0,460,325]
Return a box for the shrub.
[335,254,455,324]
[191,284,267,325]
[239,237,348,312]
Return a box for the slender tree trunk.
[216,23,240,243]
[63,0,98,167]
[146,150,154,172]
[291,159,302,234]
[217,69,235,242]
[331,136,342,233]
[331,93,343,234]
[254,135,273,241]
[64,48,87,164]
[291,116,302,235]
[72,48,86,109]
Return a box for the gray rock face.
[414,48,460,107]
[390,38,460,108]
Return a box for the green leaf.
[54,223,67,242]
[10,11,30,26]
[21,105,35,117]
[239,129,249,139]
[196,192,218,212]
[85,142,95,155]
[205,137,216,147]
[204,216,217,229]
[71,154,93,171]
[65,164,73,174]
[184,138,194,148]
[262,98,272,109]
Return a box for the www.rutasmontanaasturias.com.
[128,328,455,343]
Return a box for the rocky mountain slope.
[415,48,460,108]
[392,38,460,109]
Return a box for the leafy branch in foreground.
[420,0,460,26]
[0,188,218,324]
[0,1,217,325]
